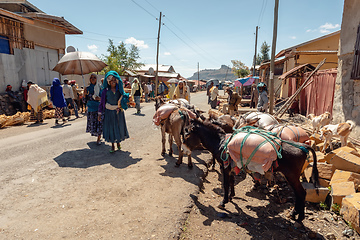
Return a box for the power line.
[131,0,157,20]
[163,23,220,66]
[83,30,156,40]
[163,16,219,64]
[258,0,268,26]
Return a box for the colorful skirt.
[30,108,43,122]
[55,107,64,119]
[102,109,129,143]
[86,111,103,137]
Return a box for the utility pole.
[269,0,279,114]
[155,12,162,96]
[252,26,259,77]
[197,62,200,89]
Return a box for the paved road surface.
[0,91,212,239]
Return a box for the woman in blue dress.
[98,71,130,153]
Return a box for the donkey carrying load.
[153,97,200,168]
[182,119,319,222]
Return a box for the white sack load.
[227,129,281,174]
[244,112,279,130]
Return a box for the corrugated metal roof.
[21,12,82,34]
[276,30,340,58]
[158,72,179,78]
[136,64,175,73]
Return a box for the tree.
[101,39,143,75]
[231,60,250,78]
[256,41,270,65]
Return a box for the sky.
[30,0,344,79]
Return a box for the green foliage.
[231,60,250,78]
[255,41,270,65]
[320,201,329,210]
[100,39,144,75]
[331,203,341,214]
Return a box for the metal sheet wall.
[287,69,337,116]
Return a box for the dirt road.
[0,92,212,239]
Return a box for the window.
[0,35,10,54]
[351,24,360,79]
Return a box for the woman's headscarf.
[131,78,143,97]
[92,74,103,99]
[174,81,189,101]
[104,71,129,109]
[50,78,66,108]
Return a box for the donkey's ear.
[246,117,260,125]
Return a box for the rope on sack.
[278,123,301,142]
[220,126,283,170]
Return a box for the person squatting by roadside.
[6,85,23,113]
[63,79,79,119]
[131,78,143,114]
[84,73,103,145]
[98,71,130,153]
[50,78,67,125]
[257,82,268,113]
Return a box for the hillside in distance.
[187,65,235,81]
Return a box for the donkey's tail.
[307,145,319,189]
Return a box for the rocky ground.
[180,166,359,240]
[180,113,360,240]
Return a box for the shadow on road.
[159,148,210,187]
[26,122,48,127]
[190,193,323,240]
[53,142,142,169]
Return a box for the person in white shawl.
[27,83,48,123]
[131,78,143,114]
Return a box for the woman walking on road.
[50,78,67,125]
[131,78,142,114]
[84,73,103,145]
[98,71,130,153]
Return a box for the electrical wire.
[131,0,157,20]
[163,24,220,66]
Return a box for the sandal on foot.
[109,149,115,153]
[117,144,121,150]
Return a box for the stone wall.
[332,0,360,138]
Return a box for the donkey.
[154,97,200,168]
[182,119,319,222]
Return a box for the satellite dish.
[66,46,76,53]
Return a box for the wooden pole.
[252,26,259,77]
[155,12,162,96]
[269,0,279,114]
[275,58,326,117]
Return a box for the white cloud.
[307,23,340,34]
[164,52,171,56]
[320,23,340,32]
[87,44,98,52]
[290,36,296,39]
[125,37,149,49]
